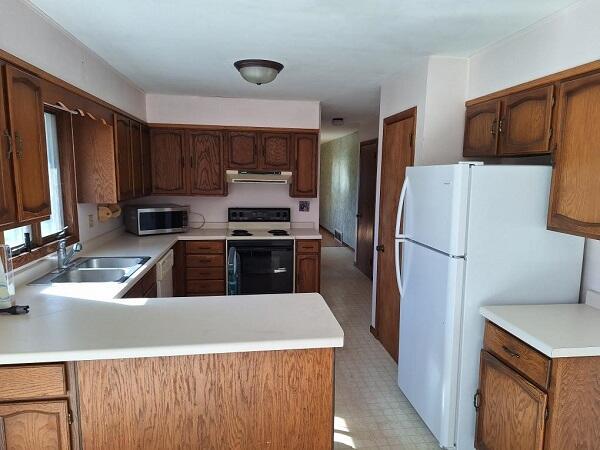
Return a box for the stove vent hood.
[226,170,292,185]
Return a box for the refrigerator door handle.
[395,238,405,297]
[395,178,409,239]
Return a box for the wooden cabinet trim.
[463,99,501,157]
[148,123,318,133]
[0,364,67,402]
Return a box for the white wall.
[145,94,321,226]
[371,56,469,324]
[468,0,600,298]
[0,0,146,120]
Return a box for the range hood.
[226,170,292,184]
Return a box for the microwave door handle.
[395,238,405,297]
[396,178,409,239]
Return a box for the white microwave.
[124,205,189,236]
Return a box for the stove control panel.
[228,208,290,223]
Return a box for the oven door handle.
[274,267,287,274]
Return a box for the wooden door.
[114,114,134,201]
[4,64,51,223]
[141,126,152,196]
[548,71,600,239]
[296,253,320,293]
[463,99,501,157]
[0,65,17,229]
[290,133,318,198]
[188,130,225,195]
[226,131,258,169]
[0,400,71,450]
[499,85,554,156]
[475,351,547,450]
[150,129,187,194]
[130,121,143,198]
[260,132,291,170]
[375,108,415,362]
[355,139,378,279]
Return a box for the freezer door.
[398,164,470,256]
[397,240,465,448]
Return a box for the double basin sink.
[30,257,150,285]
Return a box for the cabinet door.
[499,85,554,156]
[475,351,547,450]
[0,66,17,229]
[548,71,600,239]
[226,131,258,169]
[114,114,134,201]
[150,129,187,194]
[4,65,51,223]
[260,133,291,170]
[296,253,320,293]
[0,400,71,450]
[290,133,318,198]
[130,121,143,198]
[141,126,152,197]
[463,99,501,157]
[189,130,225,195]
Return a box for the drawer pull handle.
[502,345,520,358]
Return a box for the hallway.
[321,247,437,450]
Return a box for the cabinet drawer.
[483,321,550,389]
[186,267,224,280]
[186,254,225,268]
[186,241,224,254]
[296,240,320,254]
[0,364,67,401]
[187,279,225,295]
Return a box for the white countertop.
[0,228,340,365]
[480,304,600,358]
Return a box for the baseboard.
[369,326,378,338]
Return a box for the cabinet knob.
[375,244,384,252]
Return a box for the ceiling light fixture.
[234,59,284,85]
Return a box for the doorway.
[355,139,378,278]
[374,107,416,362]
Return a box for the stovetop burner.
[268,229,290,236]
[231,229,253,236]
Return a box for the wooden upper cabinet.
[463,99,501,157]
[260,133,291,170]
[475,351,547,450]
[0,400,71,450]
[548,71,600,239]
[189,130,225,196]
[498,85,554,156]
[130,121,143,197]
[290,133,318,198]
[0,65,17,229]
[114,114,134,201]
[141,126,152,197]
[4,64,51,223]
[150,128,187,194]
[227,131,258,169]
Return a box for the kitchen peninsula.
[0,232,342,450]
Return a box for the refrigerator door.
[397,239,465,448]
[397,164,471,256]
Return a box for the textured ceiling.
[28,0,579,140]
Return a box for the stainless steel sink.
[51,268,128,283]
[29,256,150,285]
[75,257,148,269]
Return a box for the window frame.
[0,105,79,268]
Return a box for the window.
[1,108,78,266]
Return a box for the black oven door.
[228,240,294,295]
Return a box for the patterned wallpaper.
[319,132,359,249]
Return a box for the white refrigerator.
[394,163,584,450]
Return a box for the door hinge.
[409,133,414,148]
[67,410,73,424]
[375,244,384,252]
[3,130,11,160]
[498,119,504,134]
[551,95,555,107]
[473,391,481,411]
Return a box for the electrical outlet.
[88,214,94,228]
[299,201,310,212]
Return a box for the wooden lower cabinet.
[122,266,157,299]
[476,321,600,450]
[295,239,321,293]
[76,349,334,450]
[184,240,226,296]
[0,400,71,450]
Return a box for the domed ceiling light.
[234,59,284,85]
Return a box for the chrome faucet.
[57,239,82,270]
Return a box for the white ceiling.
[28,0,578,141]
